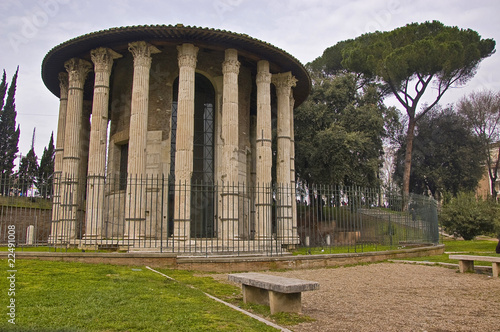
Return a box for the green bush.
[439,192,499,240]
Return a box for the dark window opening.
[119,143,128,190]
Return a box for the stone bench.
[228,272,319,314]
[449,255,500,277]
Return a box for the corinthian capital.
[256,60,272,84]
[64,58,92,88]
[177,43,199,69]
[256,71,272,85]
[91,47,122,74]
[271,72,298,90]
[58,72,69,98]
[222,59,240,75]
[128,41,161,68]
[222,49,240,75]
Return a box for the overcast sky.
[1,0,499,167]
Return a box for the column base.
[124,217,146,240]
[47,235,71,247]
[48,235,64,244]
[81,234,102,245]
[173,219,191,241]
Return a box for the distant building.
[476,141,500,201]
[41,25,310,250]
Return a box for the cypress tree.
[0,70,6,112]
[17,142,38,196]
[38,132,55,197]
[0,67,20,182]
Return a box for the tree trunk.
[402,117,417,208]
[491,144,500,201]
[491,176,498,201]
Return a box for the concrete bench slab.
[228,272,319,314]
[449,255,500,277]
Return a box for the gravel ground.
[213,262,500,332]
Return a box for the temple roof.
[41,24,311,106]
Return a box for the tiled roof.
[42,24,310,106]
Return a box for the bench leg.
[458,260,474,273]
[269,291,302,314]
[242,284,269,305]
[492,263,499,278]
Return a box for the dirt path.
[213,262,500,332]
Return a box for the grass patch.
[292,244,397,255]
[0,196,52,209]
[441,239,497,253]
[271,311,315,325]
[0,260,279,331]
[394,239,498,266]
[155,268,315,327]
[0,246,85,253]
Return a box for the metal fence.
[295,185,440,253]
[0,175,439,255]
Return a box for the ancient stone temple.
[41,24,310,252]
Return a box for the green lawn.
[0,259,279,332]
[0,196,52,209]
[153,268,314,326]
[395,239,499,266]
[292,243,397,255]
[442,238,498,253]
[2,239,497,331]
[0,246,85,252]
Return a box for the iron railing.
[0,175,439,255]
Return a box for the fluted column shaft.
[221,49,240,184]
[125,41,160,239]
[59,58,92,241]
[54,73,69,183]
[255,60,272,241]
[62,58,92,180]
[272,72,297,244]
[174,43,198,241]
[289,94,298,241]
[85,47,122,240]
[50,72,69,243]
[273,72,296,185]
[289,94,296,189]
[127,42,159,178]
[220,49,240,241]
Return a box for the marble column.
[49,72,68,243]
[255,60,272,242]
[173,43,198,241]
[61,58,92,241]
[221,49,240,240]
[289,94,298,242]
[84,47,122,241]
[272,72,297,244]
[125,41,160,240]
